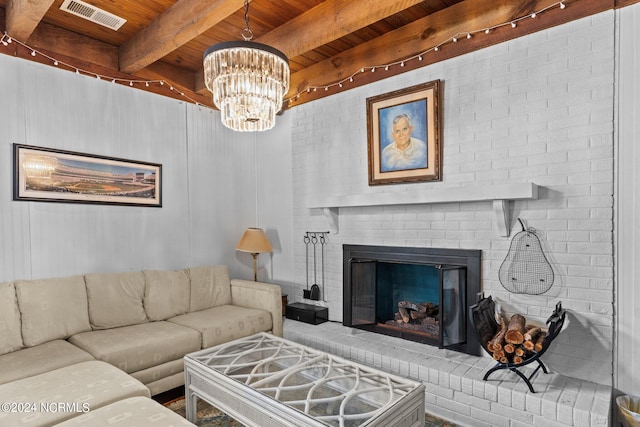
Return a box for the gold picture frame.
[367,80,442,185]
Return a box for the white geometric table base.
[184,333,425,427]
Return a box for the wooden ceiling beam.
[119,0,241,74]
[195,0,428,96]
[256,0,427,58]
[136,63,213,107]
[26,21,120,70]
[0,10,214,108]
[288,0,553,97]
[194,69,207,95]
[6,0,55,42]
[616,0,640,7]
[287,0,612,107]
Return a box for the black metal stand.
[470,298,566,393]
[482,352,549,393]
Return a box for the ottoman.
[53,396,195,426]
[0,360,150,426]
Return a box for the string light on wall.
[288,1,568,103]
[1,0,568,110]
[0,31,203,107]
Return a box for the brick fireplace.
[342,244,482,356]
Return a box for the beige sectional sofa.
[0,265,282,426]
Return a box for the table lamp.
[236,227,272,281]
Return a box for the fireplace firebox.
[343,245,482,356]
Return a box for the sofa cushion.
[69,321,200,374]
[53,396,196,426]
[169,305,273,348]
[130,359,184,387]
[188,265,232,312]
[0,282,23,355]
[15,276,91,347]
[0,360,149,427]
[85,271,147,329]
[0,340,94,385]
[143,269,190,321]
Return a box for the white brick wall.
[290,12,614,386]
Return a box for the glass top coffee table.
[184,332,425,427]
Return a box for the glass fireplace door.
[439,265,467,348]
[347,259,468,350]
[349,260,376,326]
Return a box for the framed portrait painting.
[13,144,162,207]
[366,80,442,185]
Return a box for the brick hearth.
[283,320,611,427]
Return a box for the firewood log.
[534,333,546,352]
[505,314,526,344]
[522,340,534,351]
[398,301,421,311]
[504,343,515,354]
[524,326,542,341]
[410,310,427,320]
[489,317,507,350]
[500,356,509,364]
[514,347,525,357]
[513,356,524,364]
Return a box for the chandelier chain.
[242,0,253,41]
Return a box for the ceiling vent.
[60,0,126,31]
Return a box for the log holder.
[469,296,566,393]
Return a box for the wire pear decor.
[498,219,554,295]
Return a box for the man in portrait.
[380,112,427,172]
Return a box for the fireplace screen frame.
[343,245,482,356]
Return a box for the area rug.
[164,398,241,427]
[165,397,457,427]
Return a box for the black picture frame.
[13,144,162,207]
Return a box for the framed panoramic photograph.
[13,144,162,207]
[367,80,442,185]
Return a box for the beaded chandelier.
[203,0,289,132]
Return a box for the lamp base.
[251,253,258,281]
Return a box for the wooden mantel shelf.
[306,183,539,237]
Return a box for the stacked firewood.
[385,301,440,337]
[487,313,548,365]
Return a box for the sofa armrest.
[230,279,282,337]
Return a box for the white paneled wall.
[615,3,640,398]
[255,112,296,287]
[185,106,257,274]
[291,12,615,386]
[0,53,293,286]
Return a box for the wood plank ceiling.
[0,0,631,111]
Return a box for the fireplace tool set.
[284,232,329,325]
[303,231,328,301]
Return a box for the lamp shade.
[236,228,272,253]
